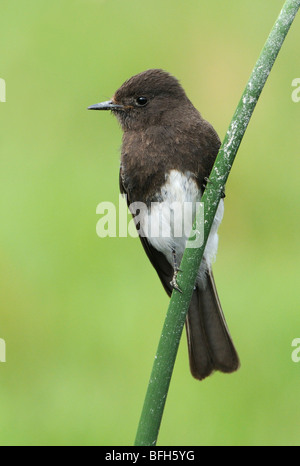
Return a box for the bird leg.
[170,248,183,293]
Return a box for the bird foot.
[170,271,183,294]
[170,248,183,293]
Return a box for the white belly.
[139,170,224,284]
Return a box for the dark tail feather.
[186,270,240,381]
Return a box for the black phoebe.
[88,69,239,380]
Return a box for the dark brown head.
[88,69,196,131]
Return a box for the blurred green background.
[0,0,300,446]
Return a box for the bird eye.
[135,96,148,107]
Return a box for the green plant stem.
[134,0,300,447]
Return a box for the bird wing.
[119,170,173,297]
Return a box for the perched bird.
[88,69,239,380]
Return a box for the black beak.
[87,100,123,111]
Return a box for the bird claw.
[170,248,183,293]
[170,274,183,294]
